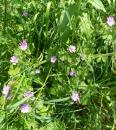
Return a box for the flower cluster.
[8,14,115,114]
[20,90,34,113]
[20,91,34,113]
[9,39,32,113]
[10,39,28,65]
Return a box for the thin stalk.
[4,0,7,32]
[4,102,8,130]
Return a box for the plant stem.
[4,0,7,33]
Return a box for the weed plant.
[0,0,116,130]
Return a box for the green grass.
[0,0,116,130]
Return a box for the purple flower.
[2,85,11,97]
[71,92,80,102]
[20,40,28,51]
[24,91,34,98]
[10,56,19,65]
[68,45,76,53]
[22,11,28,17]
[69,71,75,77]
[35,69,40,74]
[20,103,30,113]
[50,56,57,64]
[107,16,115,26]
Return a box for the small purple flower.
[68,45,76,53]
[50,56,57,64]
[35,69,40,74]
[107,16,115,27]
[71,92,80,102]
[20,103,30,113]
[10,56,19,65]
[69,71,76,77]
[20,40,28,51]
[2,85,11,97]
[22,11,28,17]
[24,91,34,98]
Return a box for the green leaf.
[45,1,52,39]
[107,0,111,6]
[58,10,69,32]
[44,97,70,104]
[8,66,20,76]
[88,0,106,12]
[39,120,65,130]
[0,114,5,127]
[33,77,44,86]
[79,13,93,38]
[33,114,51,121]
[81,91,91,105]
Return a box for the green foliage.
[0,0,116,130]
[88,0,106,12]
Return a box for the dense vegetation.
[0,0,116,130]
